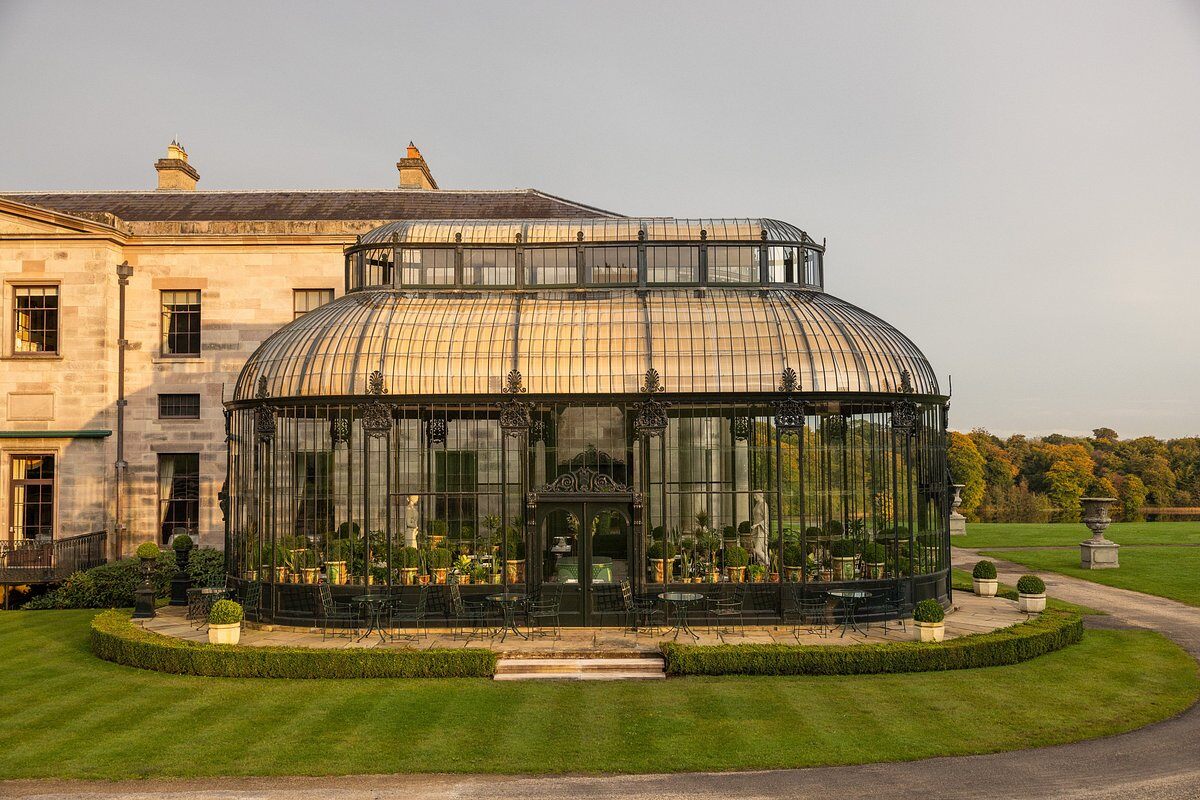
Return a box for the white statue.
[750,491,769,565]
[404,495,420,549]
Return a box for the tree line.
[948,428,1200,522]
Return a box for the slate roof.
[0,189,620,222]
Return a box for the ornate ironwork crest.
[822,414,847,442]
[731,416,752,441]
[891,369,921,437]
[633,367,670,438]
[329,417,351,445]
[497,368,533,438]
[360,369,392,438]
[773,366,805,433]
[425,417,447,445]
[530,419,547,443]
[253,376,276,443]
[537,466,633,495]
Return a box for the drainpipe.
[114,262,133,559]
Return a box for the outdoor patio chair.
[872,585,907,635]
[242,582,263,623]
[448,583,490,640]
[619,579,663,636]
[387,587,428,642]
[784,583,829,639]
[525,583,562,639]
[708,589,745,638]
[317,583,357,640]
[185,587,206,627]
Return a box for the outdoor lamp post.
[1079,497,1120,569]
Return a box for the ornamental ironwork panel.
[892,369,921,436]
[425,417,447,445]
[731,415,751,441]
[773,367,805,433]
[633,367,669,438]
[536,466,633,495]
[329,417,351,445]
[497,368,532,438]
[253,377,275,443]
[360,369,392,438]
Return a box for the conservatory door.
[538,501,632,626]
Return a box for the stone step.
[494,656,665,681]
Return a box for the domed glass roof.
[233,287,938,401]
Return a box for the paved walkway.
[4,555,1197,800]
[143,591,1024,654]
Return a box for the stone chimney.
[155,140,200,191]
[397,142,438,190]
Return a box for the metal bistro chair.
[872,584,908,636]
[387,586,428,642]
[785,583,829,640]
[242,582,263,623]
[318,583,357,640]
[448,583,491,640]
[619,579,663,636]
[185,587,207,627]
[708,587,745,639]
[525,583,563,639]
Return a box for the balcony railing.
[0,530,107,584]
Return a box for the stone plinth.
[1081,539,1120,569]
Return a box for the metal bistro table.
[351,594,389,643]
[487,592,528,642]
[827,589,871,638]
[188,587,231,627]
[659,591,704,640]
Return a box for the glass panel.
[589,509,628,586]
[542,508,581,584]
[767,246,799,284]
[462,249,516,286]
[709,246,759,283]
[13,286,59,353]
[293,289,334,319]
[158,452,200,543]
[160,290,201,356]
[399,247,455,286]
[526,247,578,286]
[10,455,55,541]
[158,393,201,419]
[583,246,637,285]
[646,246,699,283]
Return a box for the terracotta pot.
[864,562,884,580]
[400,567,417,586]
[505,559,524,584]
[832,556,856,581]
[725,566,746,583]
[433,568,448,585]
[274,567,288,583]
[302,568,319,584]
[784,566,804,582]
[650,558,666,583]
[418,574,430,586]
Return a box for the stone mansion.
[0,143,614,558]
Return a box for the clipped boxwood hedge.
[660,610,1082,676]
[90,610,495,679]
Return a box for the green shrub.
[913,598,945,623]
[504,537,525,560]
[428,548,452,569]
[860,543,886,563]
[171,533,194,551]
[1017,575,1046,595]
[136,542,161,560]
[737,520,752,535]
[828,539,856,558]
[401,546,421,568]
[647,542,676,560]
[783,543,805,567]
[916,533,940,548]
[972,560,998,580]
[23,550,177,609]
[90,610,496,678]
[824,520,843,536]
[208,599,244,625]
[661,610,1083,676]
[335,521,359,539]
[187,547,225,588]
[723,545,749,568]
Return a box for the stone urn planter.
[912,599,945,642]
[974,577,998,598]
[208,622,241,645]
[1080,497,1120,569]
[914,620,945,642]
[207,599,243,645]
[132,542,160,619]
[1017,574,1047,613]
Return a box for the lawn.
[0,611,1195,778]
[978,547,1200,608]
[955,521,1200,549]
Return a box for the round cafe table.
[826,589,871,638]
[487,592,528,642]
[351,594,389,643]
[658,591,704,640]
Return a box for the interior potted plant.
[454,554,474,584]
[429,546,452,584]
[737,519,753,549]
[207,599,244,645]
[647,541,676,583]
[504,534,525,584]
[768,551,780,582]
[912,598,945,642]
[471,562,490,585]
[746,563,766,583]
[429,519,448,548]
[783,543,805,582]
[299,549,320,584]
[724,545,749,583]
[399,546,419,585]
[972,560,998,597]
[1016,574,1047,613]
[859,542,886,579]
[828,538,857,581]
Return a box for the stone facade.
[0,145,613,558]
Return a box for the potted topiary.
[207,599,244,645]
[647,541,676,583]
[170,532,194,568]
[429,519,448,548]
[828,538,857,581]
[136,541,160,562]
[972,560,998,597]
[399,546,420,585]
[746,563,766,583]
[912,598,945,642]
[724,545,749,583]
[132,541,161,619]
[429,546,452,584]
[860,543,886,579]
[783,543,805,582]
[1017,574,1047,613]
[504,535,525,584]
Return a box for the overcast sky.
[2,1,1197,438]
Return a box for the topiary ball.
[972,560,997,580]
[208,599,244,626]
[912,598,945,624]
[1017,574,1046,595]
[136,542,161,560]
[171,533,194,551]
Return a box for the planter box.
[913,620,944,642]
[208,622,241,645]
[973,577,998,598]
[1018,592,1046,613]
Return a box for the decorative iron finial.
[368,369,387,396]
[502,368,527,395]
[778,366,799,394]
[898,369,914,394]
[254,376,269,400]
[639,367,665,394]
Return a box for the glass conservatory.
[224,218,950,626]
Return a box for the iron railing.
[0,530,107,584]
